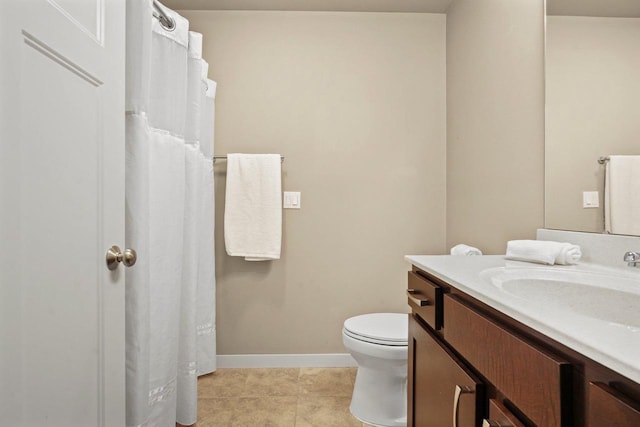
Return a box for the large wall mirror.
[545,0,640,233]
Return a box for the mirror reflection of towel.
[605,155,640,236]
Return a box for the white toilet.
[342,313,408,427]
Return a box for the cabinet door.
[408,315,484,427]
[588,382,640,426]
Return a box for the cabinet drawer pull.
[482,420,503,427]
[453,384,474,427]
[407,289,429,306]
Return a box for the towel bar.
[213,155,285,163]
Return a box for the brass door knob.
[106,245,137,270]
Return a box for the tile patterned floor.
[193,367,371,427]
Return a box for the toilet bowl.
[342,313,408,427]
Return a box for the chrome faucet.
[624,252,640,267]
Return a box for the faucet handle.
[624,251,639,267]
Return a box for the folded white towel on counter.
[554,244,582,265]
[224,153,282,261]
[505,240,582,265]
[450,244,483,256]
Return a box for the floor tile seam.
[298,391,354,398]
[292,392,301,427]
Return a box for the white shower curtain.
[125,1,216,426]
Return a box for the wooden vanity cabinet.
[407,268,568,427]
[408,265,640,427]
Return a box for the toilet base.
[351,413,407,427]
[349,365,407,427]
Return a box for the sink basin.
[480,267,640,329]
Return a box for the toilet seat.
[343,313,408,346]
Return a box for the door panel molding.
[46,0,104,44]
[22,30,103,86]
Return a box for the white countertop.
[406,255,640,384]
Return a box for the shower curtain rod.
[152,1,175,31]
[213,155,285,163]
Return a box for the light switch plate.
[283,191,301,209]
[583,191,599,208]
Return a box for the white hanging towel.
[605,155,640,236]
[224,153,282,261]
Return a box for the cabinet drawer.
[444,294,571,427]
[588,382,640,426]
[483,399,525,427]
[407,271,443,330]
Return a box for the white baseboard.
[216,353,357,369]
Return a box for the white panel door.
[0,0,126,425]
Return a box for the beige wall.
[182,11,447,354]
[445,0,545,254]
[545,16,640,233]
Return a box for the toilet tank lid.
[343,313,408,343]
